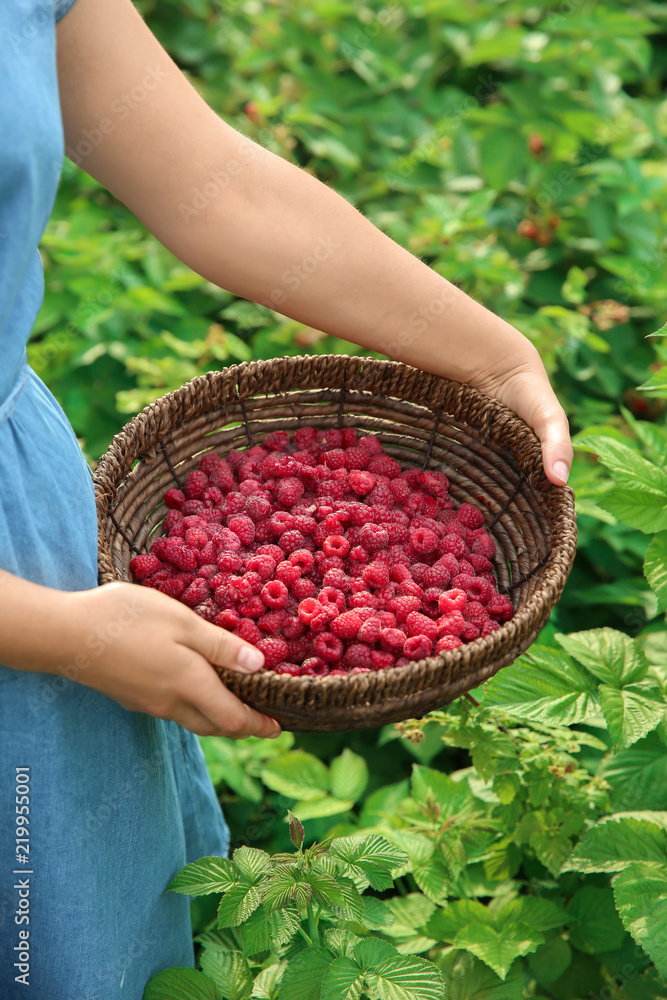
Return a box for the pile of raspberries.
[130,427,514,676]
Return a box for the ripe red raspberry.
[184,470,209,499]
[355,617,381,643]
[457,502,485,529]
[416,470,449,498]
[159,578,186,599]
[322,535,350,558]
[238,596,266,619]
[288,548,314,574]
[227,515,255,546]
[202,487,224,508]
[198,564,219,581]
[143,569,172,589]
[272,561,300,587]
[130,553,162,581]
[276,477,304,507]
[313,632,344,662]
[261,580,289,609]
[185,527,208,549]
[463,601,489,628]
[409,526,438,555]
[268,511,295,537]
[321,448,346,471]
[343,644,373,670]
[163,509,183,532]
[410,564,429,586]
[282,615,308,639]
[344,447,372,471]
[348,592,380,610]
[367,455,401,478]
[362,561,390,589]
[216,608,241,630]
[460,622,480,642]
[404,635,433,660]
[292,577,316,600]
[279,530,305,554]
[486,593,514,622]
[209,463,235,491]
[390,478,410,504]
[164,541,199,572]
[234,619,262,644]
[294,426,318,450]
[318,587,346,613]
[293,514,317,536]
[182,578,211,607]
[435,635,463,653]
[274,662,304,676]
[286,636,311,662]
[389,563,411,584]
[181,499,204,516]
[322,568,350,592]
[244,554,274,581]
[397,580,423,600]
[245,494,271,522]
[471,533,496,560]
[195,599,221,623]
[164,488,185,510]
[422,562,451,590]
[453,574,493,605]
[255,636,288,667]
[298,598,323,625]
[436,611,466,637]
[481,620,501,637]
[405,612,438,642]
[438,589,467,614]
[339,427,356,448]
[359,523,389,552]
[440,534,468,559]
[388,595,421,623]
[349,545,371,565]
[422,587,444,618]
[262,430,290,452]
[379,628,406,653]
[330,611,362,640]
[370,650,395,670]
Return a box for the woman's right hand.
[1,574,280,739]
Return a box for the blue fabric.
[0,3,230,997]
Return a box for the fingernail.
[553,461,569,484]
[266,719,281,738]
[236,645,264,672]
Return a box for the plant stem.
[307,900,320,946]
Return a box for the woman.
[0,1,572,997]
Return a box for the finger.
[185,611,265,674]
[181,651,282,739]
[530,399,573,487]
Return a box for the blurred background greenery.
[36,0,667,635]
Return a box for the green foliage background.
[35,2,667,996]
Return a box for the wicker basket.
[94,355,576,732]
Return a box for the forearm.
[0,573,84,675]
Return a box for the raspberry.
[159,578,186,599]
[281,616,307,640]
[181,499,204,516]
[323,535,350,558]
[354,617,380,643]
[274,662,304,676]
[348,592,380,610]
[238,596,266,619]
[302,656,328,674]
[294,426,318,450]
[226,515,254,546]
[404,635,433,660]
[437,612,466,637]
[235,619,262,644]
[276,477,305,507]
[185,527,208,549]
[410,526,438,555]
[405,612,438,642]
[457,502,485,529]
[182,579,211,607]
[313,632,344,662]
[422,562,451,589]
[274,561,301,587]
[142,570,172,589]
[344,447,372,471]
[389,595,421,623]
[471,533,496,560]
[481,620,502,637]
[318,587,346,612]
[245,554,275,580]
[238,572,262,598]
[422,588,444,618]
[435,635,463,653]
[349,545,371,565]
[416,470,449,498]
[262,453,298,479]
[463,601,489,628]
[130,553,162,581]
[209,463,235,491]
[390,478,410,504]
[198,563,220,580]
[261,580,289,609]
[438,589,467,614]
[286,636,311,661]
[367,455,401,477]
[268,511,295,537]
[379,628,406,653]
[263,430,290,452]
[164,542,198,572]
[216,608,241,630]
[362,561,390,589]
[245,495,272,521]
[397,580,423,600]
[453,574,493,605]
[460,622,480,642]
[298,598,323,625]
[184,470,209,499]
[202,487,224,508]
[293,515,317,535]
[390,563,412,584]
[440,534,468,559]
[322,568,350,592]
[292,577,317,600]
[359,523,389,552]
[164,488,185,510]
[256,636,288,668]
[321,448,346,470]
[330,611,362,639]
[410,563,429,586]
[370,650,395,670]
[279,530,305,554]
[486,593,515,622]
[343,644,373,670]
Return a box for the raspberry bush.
[131,428,514,675]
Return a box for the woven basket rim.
[93,354,576,711]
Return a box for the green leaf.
[556,629,649,687]
[232,847,271,882]
[410,765,477,820]
[289,811,305,850]
[324,929,363,959]
[167,857,239,896]
[645,533,667,612]
[613,861,667,979]
[427,900,495,941]
[576,436,667,498]
[565,886,625,955]
[200,948,253,1000]
[319,957,364,1000]
[561,812,667,873]
[330,750,368,802]
[144,968,220,1000]
[364,954,445,1000]
[277,947,332,1000]
[598,681,665,747]
[383,894,436,938]
[478,646,599,725]
[360,781,410,826]
[330,835,408,891]
[262,866,309,911]
[602,731,667,811]
[479,128,527,192]
[601,487,667,534]
[252,963,287,1000]
[239,905,301,956]
[362,896,395,931]
[353,938,399,971]
[217,884,262,928]
[527,937,572,987]
[437,951,524,1000]
[453,922,544,980]
[292,797,355,821]
[496,896,567,933]
[261,752,330,801]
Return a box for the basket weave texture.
[93,355,576,732]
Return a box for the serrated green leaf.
[261,752,330,801]
[383,894,436,939]
[329,750,368,803]
[556,629,648,687]
[362,896,395,930]
[453,921,544,980]
[330,835,408,891]
[601,487,667,534]
[602,731,667,811]
[239,905,301,956]
[478,646,599,725]
[410,766,477,821]
[360,781,410,826]
[364,954,445,1000]
[277,947,332,1000]
[319,957,364,1000]
[353,937,399,971]
[437,951,524,1000]
[292,797,355,821]
[261,866,308,911]
[613,861,667,978]
[218,884,262,928]
[598,681,665,747]
[565,886,625,955]
[576,436,667,498]
[324,928,363,959]
[200,947,253,1000]
[561,812,667,873]
[427,900,496,941]
[496,896,567,933]
[144,968,220,1000]
[168,857,239,896]
[232,847,271,882]
[527,937,572,987]
[252,962,287,1000]
[645,532,667,612]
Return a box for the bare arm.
[56,0,572,487]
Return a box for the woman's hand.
[0,574,281,739]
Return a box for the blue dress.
[0,3,230,996]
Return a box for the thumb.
[530,398,573,487]
[186,614,265,674]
